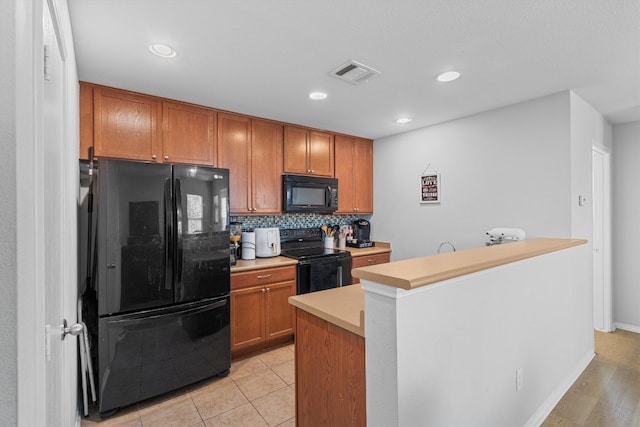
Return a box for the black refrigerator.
[81,159,231,415]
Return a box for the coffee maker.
[347,219,375,248]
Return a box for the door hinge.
[44,44,51,81]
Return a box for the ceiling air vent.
[329,60,381,85]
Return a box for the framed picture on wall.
[421,173,440,204]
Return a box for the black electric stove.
[280,228,352,293]
[280,228,348,259]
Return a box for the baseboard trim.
[523,349,594,427]
[614,322,640,334]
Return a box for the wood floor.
[542,329,640,427]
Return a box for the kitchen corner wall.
[612,120,640,331]
[373,92,576,262]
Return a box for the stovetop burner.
[280,246,345,260]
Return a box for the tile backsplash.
[230,213,368,230]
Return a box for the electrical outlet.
[516,368,523,391]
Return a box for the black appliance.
[348,219,375,248]
[80,159,231,415]
[280,228,352,294]
[283,174,338,213]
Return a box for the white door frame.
[592,144,612,332]
[16,0,47,424]
[16,0,79,424]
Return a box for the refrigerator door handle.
[164,178,173,291]
[175,178,184,284]
[109,298,228,327]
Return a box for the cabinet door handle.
[256,274,272,279]
[261,288,266,293]
[266,288,271,292]
[367,259,376,263]
[151,154,157,160]
[164,155,169,161]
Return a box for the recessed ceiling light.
[309,92,328,100]
[396,117,413,124]
[436,71,461,82]
[148,43,177,58]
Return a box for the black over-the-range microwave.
[283,174,338,213]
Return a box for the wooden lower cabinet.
[230,266,296,356]
[295,308,366,427]
[351,252,391,284]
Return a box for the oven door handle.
[337,265,343,287]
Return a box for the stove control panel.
[280,228,322,243]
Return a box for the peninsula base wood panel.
[294,308,365,427]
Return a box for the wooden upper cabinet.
[334,134,373,214]
[283,126,308,175]
[93,87,162,162]
[162,101,215,165]
[79,83,93,160]
[283,125,334,177]
[218,113,251,213]
[218,114,283,215]
[353,138,373,213]
[308,131,334,177]
[250,119,283,214]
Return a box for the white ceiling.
[68,0,639,140]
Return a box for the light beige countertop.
[290,238,587,336]
[289,284,365,337]
[231,241,391,273]
[231,256,298,273]
[352,238,587,290]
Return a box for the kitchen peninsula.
[289,238,591,427]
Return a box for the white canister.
[323,236,334,249]
[241,231,256,260]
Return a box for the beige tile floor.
[82,345,296,427]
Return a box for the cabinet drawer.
[352,252,390,269]
[231,266,296,290]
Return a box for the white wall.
[570,92,611,241]
[364,244,593,426]
[612,120,640,331]
[372,92,572,261]
[0,0,18,424]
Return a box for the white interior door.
[592,145,612,332]
[43,0,78,424]
[16,0,78,424]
